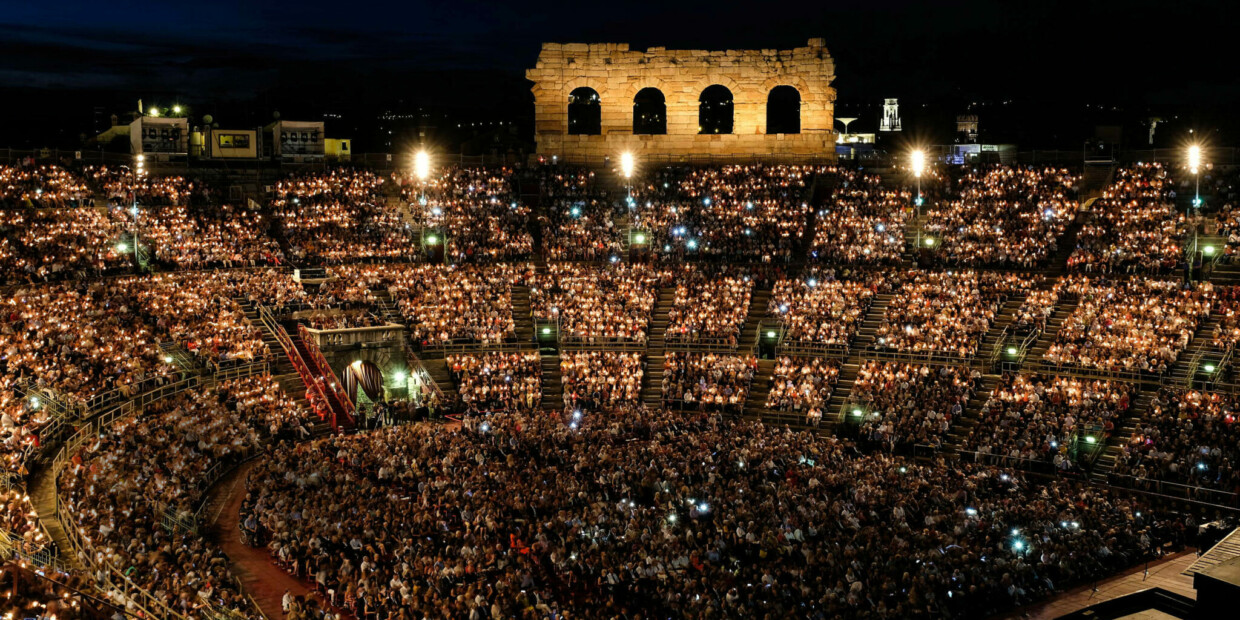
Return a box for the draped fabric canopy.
[345,360,384,402]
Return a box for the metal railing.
[259,304,339,429]
[297,324,357,426]
[1037,359,1162,385]
[1105,472,1239,506]
[868,345,977,367]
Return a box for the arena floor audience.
[242,408,1185,619]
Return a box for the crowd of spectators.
[875,271,1034,357]
[301,310,386,330]
[666,270,753,346]
[242,407,1184,619]
[769,269,885,350]
[0,164,94,208]
[661,352,756,410]
[538,167,623,261]
[135,202,283,269]
[59,375,310,618]
[1114,388,1240,493]
[850,361,978,449]
[632,165,816,261]
[0,487,54,560]
[0,559,101,619]
[764,356,839,426]
[404,167,534,262]
[0,206,130,283]
[924,166,1077,268]
[530,263,667,344]
[559,351,644,412]
[7,159,1236,619]
[961,373,1132,470]
[273,169,418,263]
[446,353,542,413]
[90,165,206,207]
[379,262,530,349]
[811,169,911,264]
[1069,163,1184,273]
[1012,287,1060,336]
[1044,278,1214,375]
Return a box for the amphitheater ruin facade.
[527,39,838,164]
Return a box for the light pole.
[130,203,140,269]
[911,149,925,248]
[620,151,635,201]
[1188,145,1202,208]
[131,154,145,271]
[1188,144,1203,280]
[414,149,431,204]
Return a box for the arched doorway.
[766,86,801,134]
[567,87,601,135]
[633,88,666,135]
[698,85,734,134]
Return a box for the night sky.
[1,0,1234,149]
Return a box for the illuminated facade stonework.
[527,39,837,163]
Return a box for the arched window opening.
[766,86,801,134]
[633,88,666,135]
[698,85,733,135]
[567,87,601,135]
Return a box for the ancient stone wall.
[526,39,837,164]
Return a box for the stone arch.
[633,88,667,135]
[333,348,398,383]
[759,76,811,97]
[567,86,601,135]
[766,85,802,134]
[622,78,667,101]
[698,85,734,135]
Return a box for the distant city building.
[941,143,1016,164]
[880,98,901,132]
[325,138,353,160]
[205,128,258,159]
[957,114,979,143]
[130,116,189,156]
[267,120,326,160]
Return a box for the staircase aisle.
[738,289,771,350]
[852,293,893,352]
[944,373,1002,455]
[1024,299,1079,367]
[978,295,1026,363]
[422,358,460,407]
[512,286,535,346]
[1090,391,1152,484]
[1165,313,1223,386]
[541,354,563,411]
[641,354,666,409]
[648,287,676,351]
[28,465,85,573]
